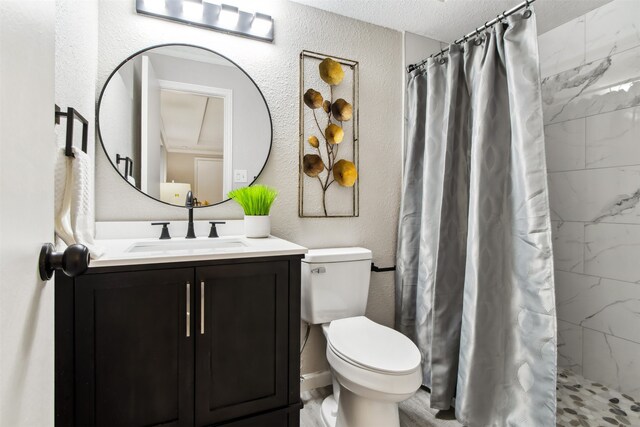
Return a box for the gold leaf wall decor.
[299,51,359,218]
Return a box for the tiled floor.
[300,385,459,427]
[556,369,640,427]
[300,369,640,427]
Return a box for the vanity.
[54,38,302,426]
[55,235,306,427]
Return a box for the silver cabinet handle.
[200,281,205,335]
[186,281,191,337]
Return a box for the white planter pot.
[244,215,271,238]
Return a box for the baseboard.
[300,370,332,392]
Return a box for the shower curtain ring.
[460,35,468,49]
[474,28,483,46]
[438,48,447,64]
[523,0,532,18]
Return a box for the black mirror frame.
[96,43,273,209]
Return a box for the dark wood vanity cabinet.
[74,268,194,427]
[56,256,302,427]
[195,262,290,426]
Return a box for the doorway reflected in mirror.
[160,89,229,206]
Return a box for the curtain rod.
[406,0,536,73]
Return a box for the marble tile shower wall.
[538,0,640,398]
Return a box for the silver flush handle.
[311,266,326,274]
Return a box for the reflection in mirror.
[98,44,272,207]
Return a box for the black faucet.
[185,191,196,239]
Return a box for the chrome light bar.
[136,0,274,43]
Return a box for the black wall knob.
[39,243,90,281]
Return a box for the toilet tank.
[301,247,373,325]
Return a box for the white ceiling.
[153,46,235,68]
[160,90,224,154]
[289,0,612,42]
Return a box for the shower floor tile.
[300,369,640,427]
[557,368,640,427]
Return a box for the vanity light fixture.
[136,0,274,43]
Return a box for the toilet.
[301,248,422,427]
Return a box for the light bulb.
[182,0,203,20]
[142,0,166,13]
[251,12,272,35]
[218,4,239,28]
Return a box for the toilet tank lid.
[303,247,372,263]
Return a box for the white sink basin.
[91,227,307,268]
[126,238,246,254]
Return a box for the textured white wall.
[56,0,99,159]
[404,31,443,68]
[95,0,403,374]
[56,0,100,254]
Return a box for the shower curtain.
[395,10,556,427]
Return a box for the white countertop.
[90,235,308,268]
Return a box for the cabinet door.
[195,261,289,426]
[74,269,194,427]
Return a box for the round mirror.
[98,44,272,207]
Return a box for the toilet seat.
[326,316,421,375]
[325,333,422,401]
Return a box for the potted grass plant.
[227,185,278,238]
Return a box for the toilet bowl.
[320,317,422,427]
[300,248,422,427]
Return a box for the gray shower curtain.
[396,11,557,427]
